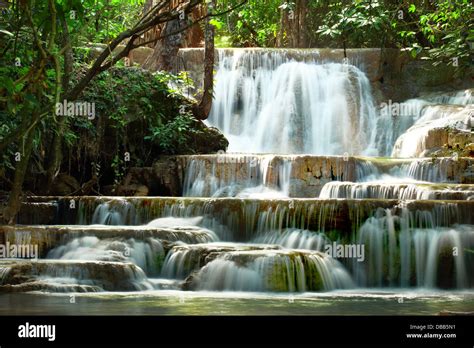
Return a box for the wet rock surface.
[0,259,152,292]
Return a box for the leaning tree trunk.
[2,125,36,224]
[142,17,187,72]
[137,0,204,49]
[192,0,215,120]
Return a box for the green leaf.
[14,83,25,93]
[0,77,14,94]
[210,19,223,30]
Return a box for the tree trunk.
[142,17,187,72]
[192,0,215,120]
[276,7,286,47]
[297,0,308,48]
[2,125,36,224]
[45,13,73,194]
[141,0,206,72]
[138,0,204,49]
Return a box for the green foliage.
[0,120,16,172]
[54,0,145,44]
[316,0,392,47]
[0,0,228,195]
[81,67,194,129]
[215,0,282,47]
[145,113,201,154]
[76,67,196,180]
[111,154,125,185]
[214,0,473,74]
[73,66,226,186]
[0,0,143,184]
[410,0,473,72]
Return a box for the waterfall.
[161,244,209,280]
[0,267,11,285]
[182,154,380,198]
[3,47,473,311]
[403,158,464,182]
[391,105,471,158]
[1,260,156,292]
[356,160,380,181]
[207,50,378,155]
[47,236,165,276]
[205,49,471,158]
[6,195,474,293]
[161,242,354,292]
[252,228,330,251]
[56,196,473,241]
[193,259,264,291]
[189,250,354,292]
[355,157,473,184]
[424,89,473,105]
[183,155,293,198]
[353,208,473,288]
[161,243,278,280]
[91,199,137,225]
[375,99,430,156]
[319,181,474,200]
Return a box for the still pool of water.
[1,289,472,315]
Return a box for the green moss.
[303,256,324,291]
[358,157,411,171]
[153,254,163,275]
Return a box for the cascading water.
[375,99,431,156]
[424,89,473,106]
[207,50,378,155]
[319,181,474,200]
[353,208,473,289]
[183,155,293,198]
[375,89,473,156]
[187,249,354,292]
[2,50,473,316]
[391,105,472,158]
[89,199,137,225]
[0,259,155,292]
[0,267,11,285]
[19,193,470,292]
[47,236,165,276]
[252,228,330,251]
